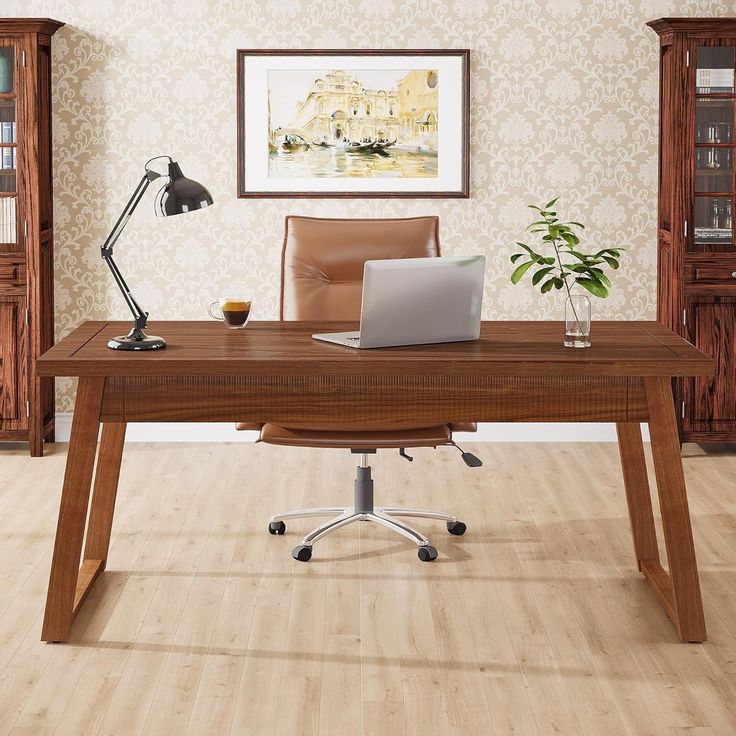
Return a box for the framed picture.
[237,49,470,198]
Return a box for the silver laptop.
[313,255,485,349]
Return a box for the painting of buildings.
[267,68,439,179]
[292,70,401,143]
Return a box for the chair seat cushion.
[258,422,453,449]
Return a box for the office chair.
[237,216,481,562]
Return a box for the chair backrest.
[280,216,440,321]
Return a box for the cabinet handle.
[732,271,736,278]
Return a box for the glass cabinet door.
[0,41,18,252]
[693,45,736,252]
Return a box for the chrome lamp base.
[107,328,166,351]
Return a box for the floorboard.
[0,441,734,735]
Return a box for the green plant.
[510,197,623,300]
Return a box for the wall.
[5,0,733,412]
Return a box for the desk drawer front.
[101,375,648,424]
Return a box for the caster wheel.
[268,521,286,535]
[447,520,467,536]
[292,545,312,562]
[417,545,438,562]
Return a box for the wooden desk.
[37,320,713,643]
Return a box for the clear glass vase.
[564,294,591,348]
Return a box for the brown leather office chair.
[237,215,480,562]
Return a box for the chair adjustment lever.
[399,448,414,462]
[453,444,482,468]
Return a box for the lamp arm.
[101,170,160,256]
[100,169,162,333]
[103,254,149,331]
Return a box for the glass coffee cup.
[208,297,253,329]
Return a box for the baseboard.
[54,413,650,443]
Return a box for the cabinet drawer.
[0,255,26,295]
[685,257,736,293]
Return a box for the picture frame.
[237,49,470,198]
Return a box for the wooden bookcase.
[649,18,736,443]
[0,19,62,456]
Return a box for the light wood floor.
[0,441,735,735]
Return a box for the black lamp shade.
[154,161,214,216]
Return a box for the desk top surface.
[36,320,713,378]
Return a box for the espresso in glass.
[208,297,252,329]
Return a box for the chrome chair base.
[268,455,466,562]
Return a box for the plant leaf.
[510,253,525,263]
[565,250,587,262]
[576,278,609,298]
[602,256,619,269]
[511,260,535,284]
[532,266,555,286]
[541,277,556,293]
[545,196,560,209]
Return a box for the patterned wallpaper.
[5,0,735,409]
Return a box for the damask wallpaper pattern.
[4,0,734,409]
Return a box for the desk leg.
[41,377,104,642]
[644,376,707,643]
[616,422,660,571]
[84,422,126,568]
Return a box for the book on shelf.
[0,121,14,143]
[1,146,12,169]
[694,226,732,240]
[696,68,734,92]
[0,196,16,244]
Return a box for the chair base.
[268,459,465,561]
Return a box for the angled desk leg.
[643,376,707,643]
[84,422,127,569]
[42,377,105,642]
[616,422,660,571]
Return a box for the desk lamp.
[100,155,214,350]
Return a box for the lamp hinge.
[21,50,26,67]
[686,50,690,67]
